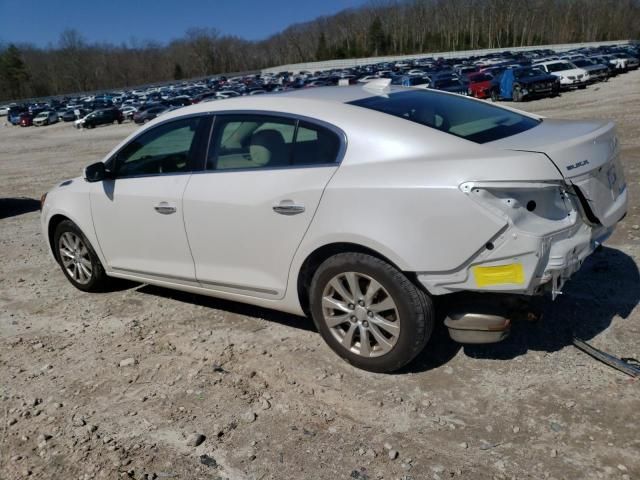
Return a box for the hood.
[516,74,557,84]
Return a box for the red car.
[19,112,34,127]
[467,72,494,99]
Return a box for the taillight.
[460,181,578,233]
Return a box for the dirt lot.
[1,73,639,480]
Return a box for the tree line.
[1,0,639,101]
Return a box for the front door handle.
[273,200,305,215]
[154,202,177,215]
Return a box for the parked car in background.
[19,112,34,127]
[8,107,27,125]
[61,108,89,122]
[0,105,10,116]
[490,67,560,101]
[430,76,468,95]
[33,111,59,126]
[600,54,628,72]
[466,72,493,98]
[82,108,124,129]
[611,52,639,70]
[589,55,619,77]
[120,105,138,120]
[571,58,609,82]
[535,60,589,89]
[133,105,169,124]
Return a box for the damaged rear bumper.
[418,220,612,297]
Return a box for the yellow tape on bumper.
[473,263,525,287]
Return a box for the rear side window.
[349,89,540,144]
[207,114,342,170]
[293,121,341,166]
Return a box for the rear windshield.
[348,89,540,144]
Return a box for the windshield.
[514,68,546,78]
[546,62,573,72]
[433,79,460,88]
[469,73,492,82]
[349,89,540,144]
[572,59,590,67]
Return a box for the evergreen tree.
[173,63,184,80]
[316,32,330,60]
[0,44,30,99]
[368,17,387,56]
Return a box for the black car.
[133,105,168,124]
[82,108,124,128]
[490,67,560,101]
[61,108,90,122]
[430,76,468,95]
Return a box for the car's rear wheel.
[53,220,109,292]
[309,252,434,373]
[490,89,499,102]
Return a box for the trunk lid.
[489,119,627,227]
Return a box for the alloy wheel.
[58,232,93,285]
[321,271,400,358]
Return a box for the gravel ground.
[1,72,639,480]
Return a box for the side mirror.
[84,162,111,182]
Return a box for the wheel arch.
[47,214,71,261]
[47,213,98,263]
[296,242,421,316]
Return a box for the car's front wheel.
[53,220,109,292]
[309,252,434,373]
[512,86,524,102]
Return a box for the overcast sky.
[0,0,368,47]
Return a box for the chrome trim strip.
[111,266,279,296]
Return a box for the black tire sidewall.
[53,220,105,292]
[309,253,433,373]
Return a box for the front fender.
[41,180,105,267]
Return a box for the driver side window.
[115,117,204,178]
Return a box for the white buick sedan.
[41,82,628,372]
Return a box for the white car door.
[183,114,344,299]
[91,115,211,280]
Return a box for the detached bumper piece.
[573,338,640,378]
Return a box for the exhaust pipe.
[444,311,511,344]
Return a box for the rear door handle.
[273,201,305,215]
[154,202,177,215]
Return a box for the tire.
[309,252,434,373]
[490,89,499,102]
[53,220,109,292]
[578,84,587,90]
[512,86,523,102]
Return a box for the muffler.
[444,311,511,344]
